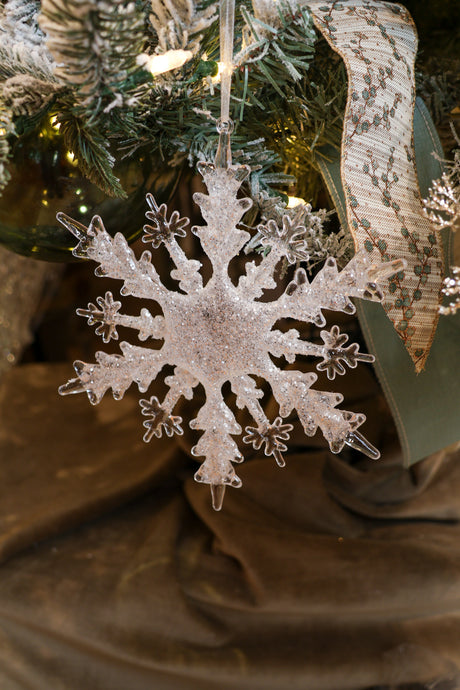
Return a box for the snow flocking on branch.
[149,0,217,55]
[38,0,144,114]
[423,135,460,316]
[58,160,405,511]
[439,267,460,316]
[0,0,60,117]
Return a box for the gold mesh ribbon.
[307,0,443,372]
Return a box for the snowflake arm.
[192,163,252,272]
[140,396,184,441]
[231,375,294,468]
[77,291,165,343]
[143,194,189,247]
[265,253,406,327]
[266,325,374,379]
[243,417,293,468]
[57,213,168,303]
[237,248,279,298]
[258,215,311,263]
[143,194,203,294]
[334,252,407,301]
[190,391,244,511]
[140,367,198,441]
[238,214,312,298]
[268,369,380,459]
[315,326,374,379]
[231,374,267,426]
[58,343,167,404]
[302,392,376,457]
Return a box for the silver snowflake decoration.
[58,161,404,510]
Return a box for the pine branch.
[1,0,48,48]
[0,0,347,207]
[149,0,217,53]
[0,0,56,81]
[138,6,345,203]
[0,106,13,194]
[58,110,127,198]
[423,128,460,232]
[416,61,460,127]
[39,0,145,118]
[1,75,62,117]
[235,4,317,95]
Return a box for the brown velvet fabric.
[0,362,459,690]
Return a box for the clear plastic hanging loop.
[214,0,235,168]
[219,0,235,123]
[214,118,234,169]
[216,118,234,135]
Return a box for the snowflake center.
[165,280,266,384]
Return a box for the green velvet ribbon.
[318,98,460,466]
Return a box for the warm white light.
[211,61,226,84]
[138,50,193,76]
[287,196,306,208]
[66,151,78,166]
[50,116,61,131]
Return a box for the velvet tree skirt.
[0,362,459,690]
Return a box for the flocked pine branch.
[0,0,345,208]
[1,0,45,46]
[0,107,13,193]
[0,0,56,81]
[39,0,145,117]
[439,267,460,316]
[0,0,349,212]
[32,0,154,197]
[233,2,316,109]
[0,0,61,117]
[416,63,460,130]
[0,0,55,72]
[423,133,460,233]
[423,131,460,317]
[148,0,217,54]
[135,1,334,197]
[1,74,62,118]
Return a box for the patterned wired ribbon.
[307,0,443,372]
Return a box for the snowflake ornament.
[58,160,404,510]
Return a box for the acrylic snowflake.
[58,161,403,510]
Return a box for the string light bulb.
[287,196,307,208]
[137,50,193,76]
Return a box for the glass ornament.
[57,157,405,511]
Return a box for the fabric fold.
[0,362,459,688]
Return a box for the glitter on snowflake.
[58,161,404,510]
